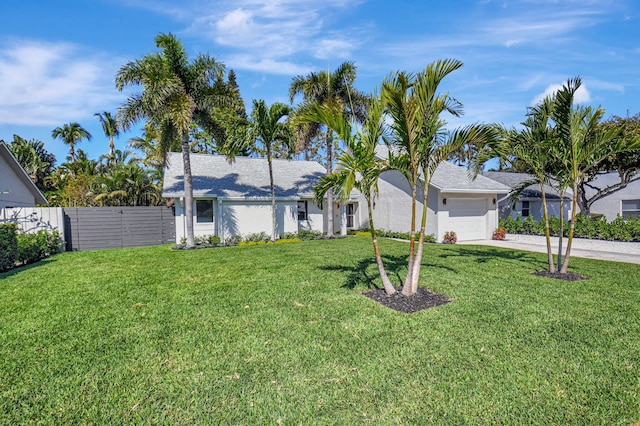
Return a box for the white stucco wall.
[365,170,437,237]
[0,154,39,208]
[299,200,325,233]
[589,179,640,221]
[174,197,321,243]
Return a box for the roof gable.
[162,153,326,199]
[0,141,47,205]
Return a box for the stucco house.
[162,153,328,242]
[0,140,47,208]
[482,171,572,221]
[584,172,640,220]
[343,145,510,241]
[482,170,640,222]
[163,148,510,243]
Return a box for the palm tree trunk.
[410,184,429,293]
[402,181,418,296]
[326,131,334,237]
[560,183,579,273]
[181,133,195,248]
[267,147,277,242]
[540,185,556,273]
[368,197,396,295]
[109,137,115,155]
[557,197,564,271]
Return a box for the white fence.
[0,207,65,234]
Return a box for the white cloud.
[0,40,123,126]
[178,0,362,75]
[531,82,591,105]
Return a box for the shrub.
[224,234,243,246]
[15,229,63,265]
[244,232,270,243]
[499,214,640,242]
[443,231,457,244]
[492,227,506,240]
[0,223,18,271]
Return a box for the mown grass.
[1,237,639,424]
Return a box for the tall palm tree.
[115,32,228,247]
[289,61,368,237]
[507,97,559,273]
[51,122,91,162]
[551,77,637,273]
[230,99,294,241]
[95,111,120,155]
[307,94,397,295]
[383,59,498,295]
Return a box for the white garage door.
[448,198,487,241]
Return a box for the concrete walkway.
[459,234,640,265]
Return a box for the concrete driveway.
[459,234,640,265]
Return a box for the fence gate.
[64,206,175,251]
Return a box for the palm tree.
[239,100,294,242]
[551,77,637,273]
[507,97,559,273]
[51,122,91,162]
[289,61,368,237]
[383,59,497,295]
[115,32,228,247]
[95,111,120,155]
[306,94,397,295]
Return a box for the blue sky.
[1,0,639,164]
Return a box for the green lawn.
[1,237,639,424]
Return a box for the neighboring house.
[162,153,328,243]
[0,140,47,208]
[342,146,510,242]
[482,171,572,221]
[585,172,640,220]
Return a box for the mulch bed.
[532,270,589,281]
[363,287,450,313]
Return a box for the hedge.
[500,215,640,242]
[0,225,63,272]
[0,223,18,271]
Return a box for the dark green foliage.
[16,230,64,265]
[283,230,325,240]
[0,224,18,271]
[500,215,640,241]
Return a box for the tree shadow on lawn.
[438,245,547,268]
[320,254,456,291]
[0,256,59,280]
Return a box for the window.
[346,203,355,228]
[521,201,530,217]
[297,200,308,220]
[622,200,640,219]
[196,200,213,223]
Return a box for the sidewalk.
[459,234,640,265]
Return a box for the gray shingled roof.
[375,144,510,193]
[162,152,325,199]
[482,171,572,200]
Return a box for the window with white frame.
[521,200,530,217]
[622,200,640,219]
[346,203,355,228]
[196,200,214,223]
[297,200,308,220]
